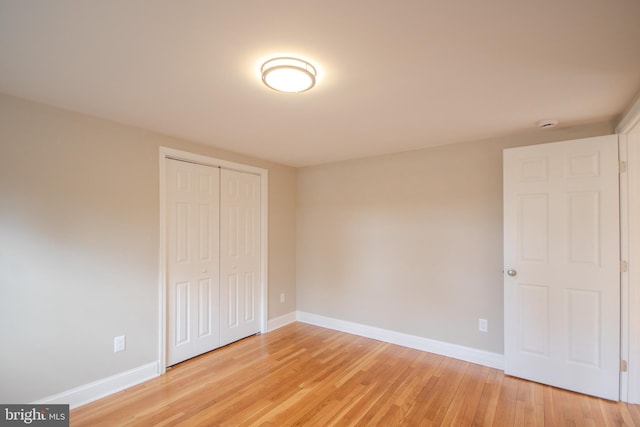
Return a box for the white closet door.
[220,169,261,346]
[166,159,220,366]
[503,135,620,400]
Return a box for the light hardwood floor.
[72,322,640,426]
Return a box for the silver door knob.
[506,269,517,277]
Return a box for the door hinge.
[620,161,628,173]
[621,360,628,372]
[621,260,628,273]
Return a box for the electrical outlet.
[114,335,126,352]
[479,319,488,333]
[280,293,285,303]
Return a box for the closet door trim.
[158,147,268,373]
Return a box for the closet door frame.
[158,147,268,373]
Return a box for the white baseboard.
[297,311,504,370]
[33,362,159,409]
[267,311,297,332]
[33,313,503,410]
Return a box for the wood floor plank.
[440,363,488,426]
[491,375,519,426]
[71,323,640,426]
[471,366,502,425]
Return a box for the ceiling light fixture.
[261,57,317,93]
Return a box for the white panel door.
[166,159,220,366]
[220,169,261,346]
[504,135,620,400]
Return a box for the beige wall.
[0,94,296,403]
[0,90,617,404]
[296,121,615,354]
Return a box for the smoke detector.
[537,119,559,129]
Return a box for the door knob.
[506,269,517,277]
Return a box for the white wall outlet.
[114,335,126,352]
[479,319,488,332]
[280,293,285,303]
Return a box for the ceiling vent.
[537,119,559,129]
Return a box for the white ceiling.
[1,1,639,167]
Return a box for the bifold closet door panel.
[219,168,261,346]
[166,159,220,366]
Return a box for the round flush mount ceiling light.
[261,57,317,93]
